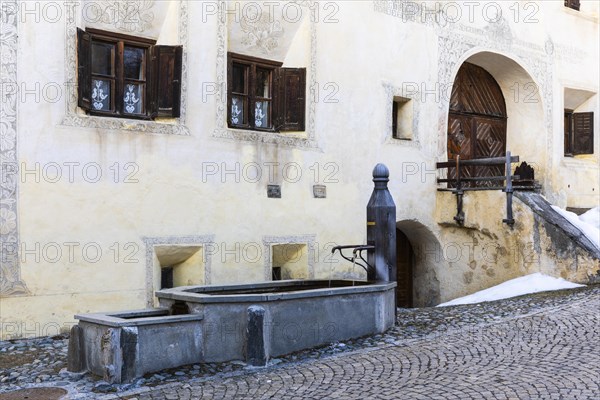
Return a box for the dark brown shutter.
[151,45,183,118]
[564,112,573,156]
[565,0,580,11]
[77,28,92,111]
[572,112,594,155]
[275,68,306,131]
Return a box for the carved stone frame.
[212,1,319,149]
[61,0,190,135]
[262,235,316,280]
[143,235,215,307]
[436,32,554,193]
[383,82,422,148]
[0,0,28,296]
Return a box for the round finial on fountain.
[372,163,389,187]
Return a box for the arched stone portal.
[443,52,546,192]
[396,220,442,308]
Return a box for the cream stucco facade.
[1,0,599,339]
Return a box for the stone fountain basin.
[156,279,396,363]
[69,308,203,383]
[69,280,396,383]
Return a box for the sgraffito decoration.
[214,1,318,148]
[90,0,156,34]
[0,0,28,296]
[62,0,190,135]
[240,11,284,55]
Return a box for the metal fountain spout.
[332,164,397,282]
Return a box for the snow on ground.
[437,273,584,307]
[551,206,600,250]
[580,207,600,230]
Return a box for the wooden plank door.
[396,229,413,308]
[447,62,507,186]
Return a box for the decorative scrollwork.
[0,0,28,296]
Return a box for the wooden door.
[473,117,506,183]
[447,62,507,187]
[396,229,413,308]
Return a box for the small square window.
[392,97,413,140]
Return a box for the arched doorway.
[447,62,507,186]
[396,221,442,308]
[396,228,414,308]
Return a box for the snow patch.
[551,206,600,249]
[437,273,584,307]
[580,207,600,230]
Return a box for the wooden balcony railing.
[436,151,537,227]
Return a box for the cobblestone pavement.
[1,286,599,399]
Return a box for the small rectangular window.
[77,28,182,120]
[392,97,413,140]
[565,110,594,156]
[227,53,305,132]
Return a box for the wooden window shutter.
[572,112,594,155]
[564,112,573,156]
[276,68,306,132]
[77,28,92,110]
[151,45,183,118]
[565,0,580,11]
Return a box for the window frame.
[392,97,413,140]
[227,53,282,132]
[85,28,155,120]
[564,110,595,156]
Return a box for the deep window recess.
[564,0,580,11]
[564,110,594,156]
[227,52,306,132]
[392,97,413,140]
[78,28,182,120]
[161,267,174,290]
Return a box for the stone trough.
[157,279,396,365]
[68,164,398,383]
[68,308,204,383]
[68,280,396,383]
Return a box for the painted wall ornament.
[0,0,28,296]
[240,12,284,55]
[87,0,156,33]
[483,16,513,49]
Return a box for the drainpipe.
[366,164,397,282]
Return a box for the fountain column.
[366,164,397,282]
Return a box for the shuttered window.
[227,53,306,132]
[565,111,594,156]
[77,28,182,120]
[564,0,580,11]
